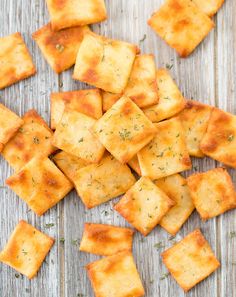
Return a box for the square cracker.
[73,32,138,94]
[162,229,220,292]
[79,223,134,256]
[86,251,145,297]
[2,109,56,171]
[72,154,136,209]
[6,156,73,216]
[143,69,185,122]
[0,32,36,90]
[178,100,213,157]
[200,108,236,168]
[0,220,54,279]
[128,155,142,176]
[155,174,195,235]
[32,23,90,73]
[92,96,157,164]
[148,0,214,57]
[138,117,192,180]
[50,89,103,129]
[114,177,175,236]
[192,0,225,16]
[52,109,105,163]
[46,0,107,31]
[187,168,236,220]
[0,104,23,151]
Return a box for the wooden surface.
[0,0,235,296]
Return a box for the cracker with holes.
[192,0,224,16]
[200,108,236,168]
[162,229,220,292]
[0,104,23,152]
[52,109,105,163]
[50,89,102,129]
[0,33,36,90]
[2,110,55,171]
[102,92,122,112]
[73,33,138,93]
[148,0,214,57]
[6,156,73,216]
[138,117,191,179]
[80,223,134,256]
[128,155,141,176]
[32,23,90,73]
[86,251,145,297]
[187,168,236,220]
[92,96,157,164]
[73,154,135,209]
[46,0,107,31]
[143,69,185,122]
[114,177,175,236]
[0,220,54,279]
[155,174,195,235]
[178,100,213,157]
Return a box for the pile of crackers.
[0,0,233,296]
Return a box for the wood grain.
[0,0,235,296]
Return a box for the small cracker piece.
[46,0,107,31]
[200,108,236,168]
[0,32,36,90]
[114,177,175,236]
[6,156,73,216]
[32,23,90,73]
[155,174,195,235]
[162,229,220,292]
[0,104,23,151]
[192,0,225,16]
[52,109,105,163]
[73,154,136,209]
[0,220,54,279]
[73,33,138,94]
[138,117,192,180]
[86,251,145,297]
[143,69,185,122]
[128,155,141,176]
[79,223,134,256]
[178,100,213,157]
[148,0,214,57]
[2,109,56,171]
[102,91,121,112]
[187,168,236,220]
[50,89,103,129]
[92,96,157,164]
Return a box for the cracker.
[162,229,220,291]
[53,151,89,181]
[0,32,36,90]
[0,220,54,279]
[114,177,175,236]
[148,0,214,57]
[50,89,103,129]
[46,0,107,31]
[79,223,134,256]
[155,174,195,235]
[52,109,105,163]
[192,0,224,16]
[178,100,213,157]
[0,104,23,150]
[73,154,136,209]
[187,168,236,220]
[143,69,185,122]
[86,251,145,297]
[200,108,236,168]
[2,109,56,171]
[128,155,141,176]
[138,117,192,179]
[6,156,73,216]
[102,92,122,112]
[32,23,90,73]
[73,32,138,93]
[92,96,157,164]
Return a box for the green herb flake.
[139,34,147,43]
[33,136,40,144]
[119,129,132,140]
[15,273,20,278]
[60,238,65,244]
[160,273,169,280]
[44,223,55,228]
[154,242,165,250]
[78,137,84,143]
[229,231,236,238]
[228,134,234,142]
[166,63,173,70]
[56,44,64,52]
